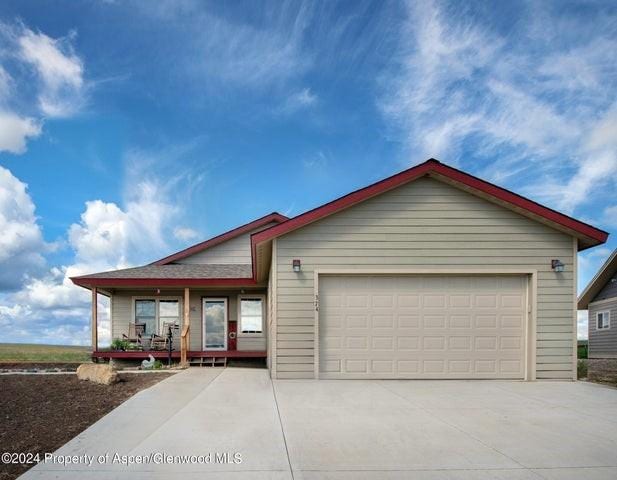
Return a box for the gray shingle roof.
[77,264,252,280]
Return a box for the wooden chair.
[170,324,181,351]
[150,322,178,350]
[122,323,146,348]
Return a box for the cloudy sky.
[0,0,615,345]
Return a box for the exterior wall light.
[551,259,565,272]
[292,259,301,272]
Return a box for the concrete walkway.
[21,369,617,480]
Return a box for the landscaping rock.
[76,363,119,385]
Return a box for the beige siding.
[267,264,273,369]
[268,239,277,376]
[177,223,277,265]
[109,289,267,352]
[275,177,576,380]
[178,234,251,264]
[110,294,131,340]
[188,290,268,351]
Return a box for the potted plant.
[110,338,130,351]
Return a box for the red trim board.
[253,159,608,248]
[154,212,287,265]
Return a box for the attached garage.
[318,274,529,379]
[250,159,608,380]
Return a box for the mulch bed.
[0,372,171,480]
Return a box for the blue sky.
[0,0,615,344]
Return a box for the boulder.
[76,363,119,385]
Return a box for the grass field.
[0,343,91,363]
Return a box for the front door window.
[203,298,227,350]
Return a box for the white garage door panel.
[319,275,527,379]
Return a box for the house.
[578,250,617,380]
[71,159,609,380]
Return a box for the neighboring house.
[71,159,609,380]
[578,250,617,360]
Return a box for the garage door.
[319,275,527,379]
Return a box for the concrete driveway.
[21,368,617,480]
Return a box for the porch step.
[189,356,227,367]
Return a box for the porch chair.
[122,323,146,348]
[150,322,179,351]
[170,323,181,351]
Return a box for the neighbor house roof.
[153,212,287,265]
[72,264,255,288]
[578,249,617,309]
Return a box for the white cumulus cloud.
[0,165,48,290]
[0,151,196,346]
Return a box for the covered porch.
[71,265,269,366]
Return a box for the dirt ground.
[0,372,171,480]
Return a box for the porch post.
[181,287,190,366]
[91,287,98,352]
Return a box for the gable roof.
[72,159,609,290]
[71,212,286,289]
[252,159,608,254]
[153,212,288,266]
[578,249,617,309]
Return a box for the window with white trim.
[159,300,180,328]
[597,311,610,330]
[135,299,156,335]
[238,296,264,336]
[134,298,181,335]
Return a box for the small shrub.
[577,345,588,359]
[577,359,588,379]
[110,339,129,351]
[153,360,164,369]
